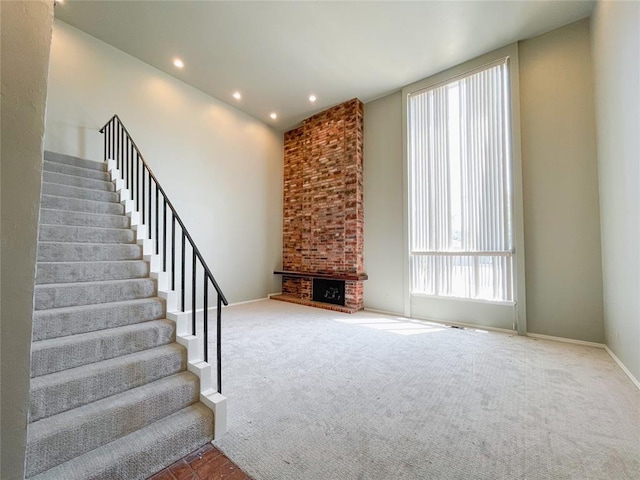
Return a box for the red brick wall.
[281,99,365,310]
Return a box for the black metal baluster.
[116,124,121,170]
[181,231,186,311]
[111,120,115,163]
[129,143,133,200]
[192,249,196,335]
[171,215,176,291]
[141,166,146,226]
[217,293,222,393]
[204,273,208,363]
[136,152,140,212]
[148,173,152,240]
[155,184,159,254]
[125,138,129,192]
[163,199,167,271]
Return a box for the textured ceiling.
[55,0,594,131]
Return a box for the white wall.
[363,92,405,313]
[519,19,604,343]
[363,21,604,343]
[591,0,640,381]
[46,20,283,304]
[0,2,53,478]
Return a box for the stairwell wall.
[45,20,283,304]
[0,2,54,479]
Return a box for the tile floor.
[148,443,252,480]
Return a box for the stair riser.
[29,404,213,480]
[44,161,111,182]
[39,224,135,244]
[29,345,187,422]
[42,183,119,203]
[36,261,149,284]
[41,195,124,216]
[38,243,142,262]
[44,152,106,172]
[35,279,156,310]
[31,320,175,377]
[40,209,129,229]
[26,373,198,476]
[32,299,166,341]
[43,171,114,192]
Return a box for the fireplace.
[312,279,345,306]
[273,98,367,313]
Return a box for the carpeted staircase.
[25,152,214,479]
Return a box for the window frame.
[401,43,527,334]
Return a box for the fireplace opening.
[312,279,345,306]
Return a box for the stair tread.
[39,209,128,220]
[32,318,172,350]
[35,277,153,289]
[28,371,197,439]
[28,403,213,480]
[43,171,115,191]
[33,297,164,316]
[44,160,111,181]
[30,319,175,376]
[44,151,107,171]
[42,182,120,203]
[26,372,198,476]
[32,297,166,341]
[41,192,122,206]
[29,344,186,422]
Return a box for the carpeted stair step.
[35,278,156,310]
[42,182,120,203]
[41,194,124,215]
[39,224,135,244]
[29,402,213,480]
[44,160,111,182]
[38,242,141,262]
[43,171,115,192]
[29,344,187,422]
[40,209,129,229]
[25,372,200,477]
[30,319,175,377]
[32,298,166,341]
[44,151,107,172]
[36,260,149,284]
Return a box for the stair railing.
[100,115,228,394]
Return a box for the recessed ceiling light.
[233,91,241,100]
[309,95,317,102]
[269,113,277,120]
[173,58,184,69]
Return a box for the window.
[407,58,514,303]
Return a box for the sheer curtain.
[408,59,514,303]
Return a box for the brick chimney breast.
[274,98,366,313]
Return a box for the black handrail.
[100,115,228,394]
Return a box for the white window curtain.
[408,59,514,303]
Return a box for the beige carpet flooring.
[213,300,639,480]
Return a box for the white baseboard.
[267,292,282,299]
[604,346,640,391]
[364,308,515,334]
[526,332,606,349]
[363,307,404,317]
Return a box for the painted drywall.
[591,1,640,380]
[363,21,604,343]
[519,19,604,343]
[45,20,283,304]
[0,1,53,478]
[363,92,405,313]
